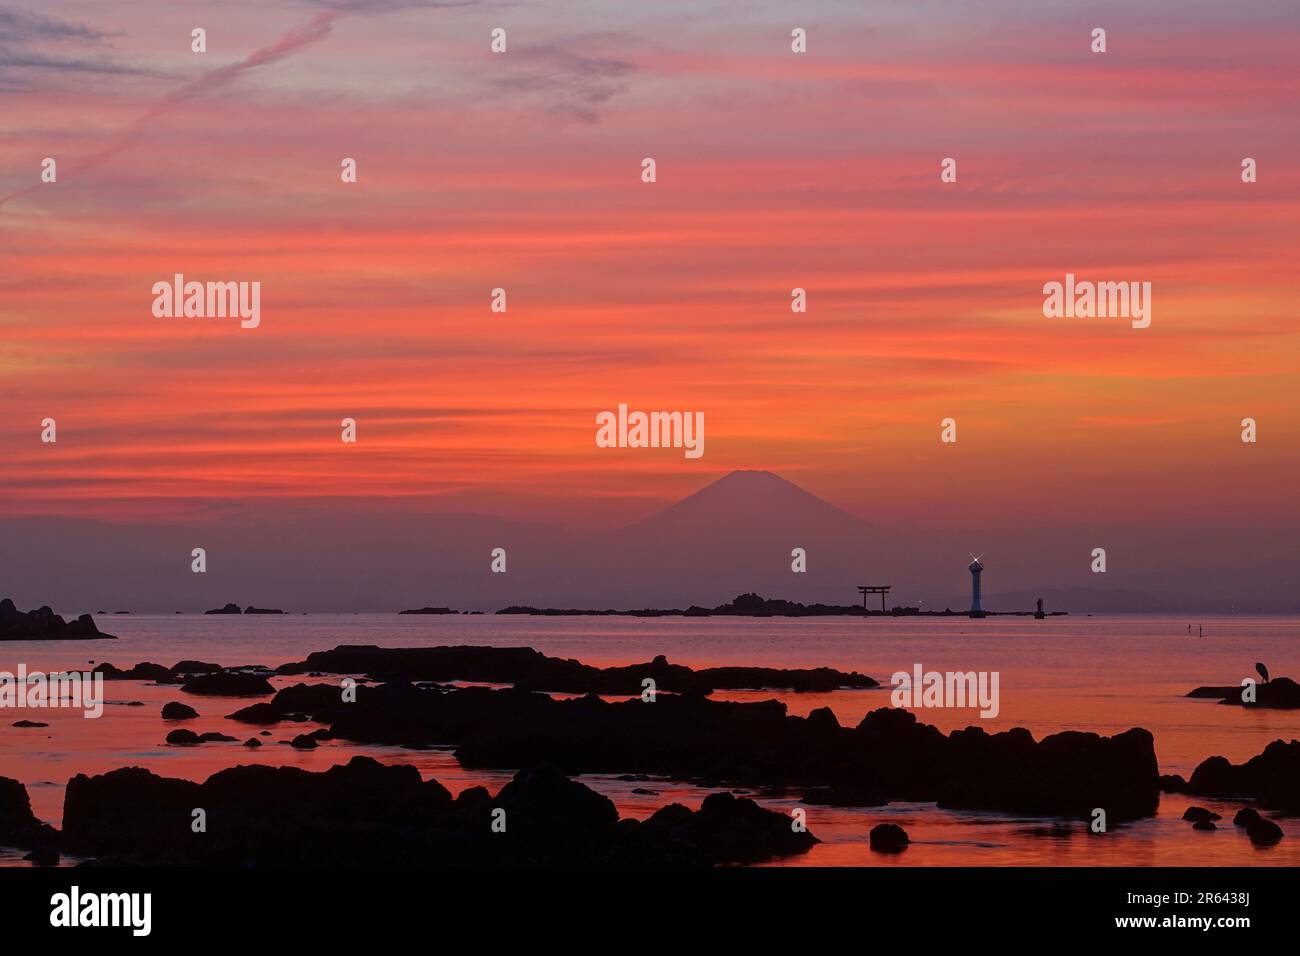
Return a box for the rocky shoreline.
[0,598,114,641]
[1,642,1294,866]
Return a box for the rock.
[1246,817,1283,846]
[0,776,60,855]
[59,757,813,866]
[12,720,48,728]
[244,607,285,614]
[869,823,910,852]
[161,702,198,720]
[180,672,274,696]
[165,729,201,745]
[0,598,115,640]
[171,660,221,675]
[275,643,875,696]
[1187,676,1300,709]
[23,846,59,866]
[244,738,262,748]
[1231,807,1284,845]
[1192,819,1217,831]
[1160,773,1187,792]
[205,603,242,615]
[94,661,172,681]
[290,734,318,749]
[1186,740,1300,813]
[399,607,457,615]
[1182,806,1221,822]
[1233,807,1263,827]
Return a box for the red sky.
[2,1,1298,580]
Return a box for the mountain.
[3,470,1295,612]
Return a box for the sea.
[2,613,1297,867]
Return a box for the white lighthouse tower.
[968,554,985,618]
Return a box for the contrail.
[0,10,341,209]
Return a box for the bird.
[1256,662,1270,684]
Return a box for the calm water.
[2,613,1297,866]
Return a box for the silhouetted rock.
[171,660,221,675]
[275,644,876,696]
[869,823,909,852]
[0,598,114,640]
[12,720,48,728]
[1233,807,1263,827]
[290,734,318,749]
[226,683,356,725]
[180,672,274,696]
[1182,806,1221,822]
[1160,774,1187,792]
[1187,740,1300,813]
[244,606,284,615]
[1246,817,1284,845]
[1192,819,1217,831]
[1231,807,1283,845]
[94,661,172,681]
[399,607,456,615]
[1187,676,1300,709]
[205,603,242,615]
[166,729,235,745]
[244,738,262,747]
[264,674,1159,822]
[59,757,815,865]
[0,777,59,855]
[162,702,198,720]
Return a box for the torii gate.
[857,585,891,615]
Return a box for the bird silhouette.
[1256,662,1270,684]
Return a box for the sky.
[1,1,1298,609]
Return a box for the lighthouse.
[968,555,985,618]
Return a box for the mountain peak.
[624,469,867,534]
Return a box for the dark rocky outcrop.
[1187,676,1300,709]
[1232,807,1284,846]
[1159,773,1187,792]
[205,603,242,615]
[275,644,876,695]
[162,702,199,720]
[94,661,172,681]
[1182,806,1220,822]
[12,720,48,728]
[227,683,357,725]
[0,598,114,640]
[236,677,1159,823]
[171,660,221,675]
[399,607,456,615]
[58,758,816,866]
[1186,740,1300,813]
[244,607,284,615]
[869,823,909,852]
[166,729,236,745]
[180,672,274,697]
[0,777,59,856]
